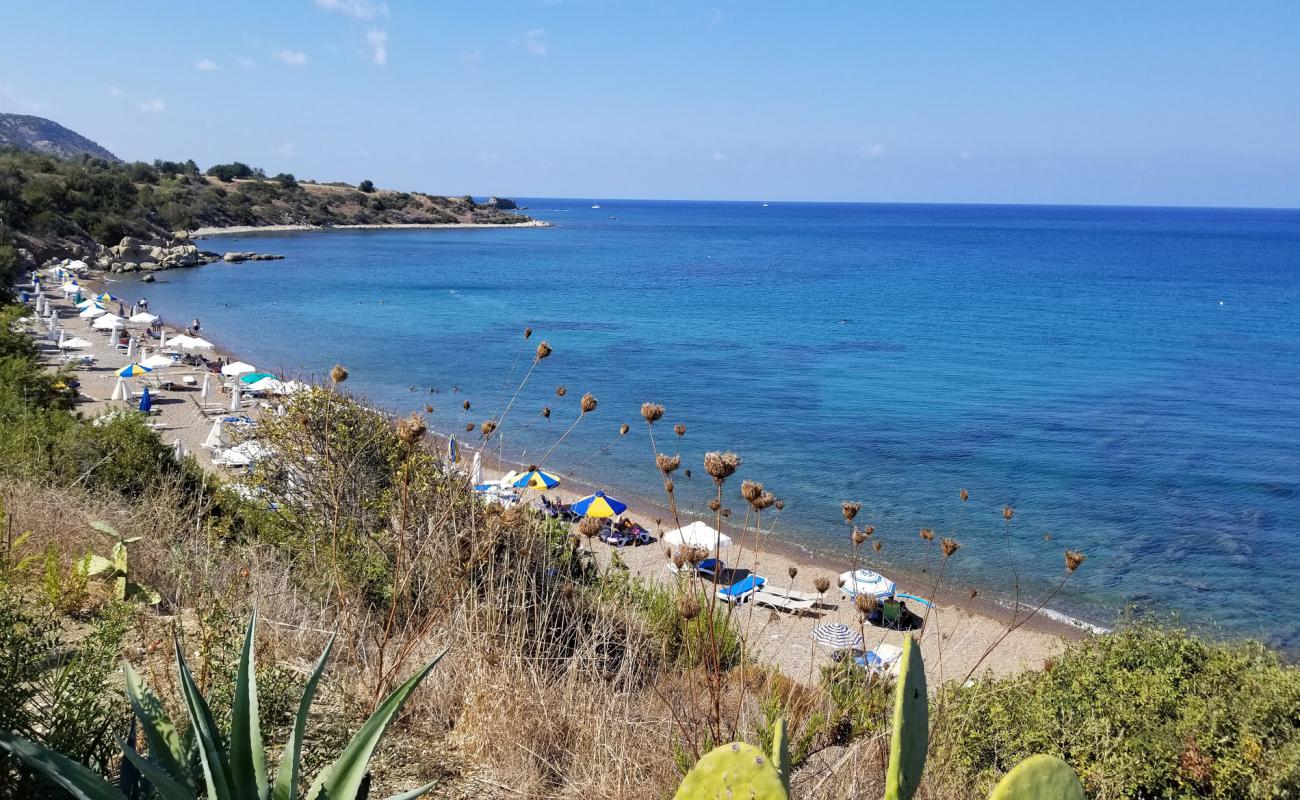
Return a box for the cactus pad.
[675,741,790,800]
[885,633,927,800]
[988,754,1085,800]
[770,717,791,791]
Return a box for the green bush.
[933,623,1300,799]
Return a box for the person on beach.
[139,297,148,309]
[191,318,201,332]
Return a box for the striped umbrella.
[514,467,561,490]
[571,491,627,518]
[810,623,863,651]
[116,363,153,377]
[447,434,459,464]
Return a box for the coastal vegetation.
[2,288,1298,798]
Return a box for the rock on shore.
[93,236,281,272]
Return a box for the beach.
[24,276,1077,687]
[187,220,550,238]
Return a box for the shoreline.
[188,221,551,238]
[24,272,1088,684]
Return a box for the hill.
[0,113,120,161]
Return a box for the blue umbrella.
[447,435,459,463]
[138,386,152,413]
[571,491,627,518]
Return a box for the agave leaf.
[306,648,447,800]
[123,662,191,789]
[175,636,235,800]
[271,634,335,800]
[0,730,126,800]
[82,553,117,577]
[230,610,268,800]
[90,520,121,538]
[126,581,162,605]
[112,541,129,573]
[383,780,439,800]
[117,739,192,800]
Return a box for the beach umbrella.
[110,377,129,403]
[79,305,107,318]
[244,376,282,394]
[514,467,561,490]
[230,380,242,411]
[57,329,66,347]
[116,363,153,378]
[222,361,256,377]
[173,439,186,463]
[94,292,117,304]
[571,491,627,518]
[810,623,863,651]
[238,371,277,384]
[125,337,137,361]
[180,336,214,351]
[141,353,174,369]
[59,337,93,350]
[138,386,152,413]
[129,312,159,324]
[838,568,896,600]
[470,450,482,485]
[663,520,732,553]
[200,373,213,404]
[159,330,168,348]
[447,434,459,464]
[75,298,99,309]
[203,419,226,449]
[93,314,124,330]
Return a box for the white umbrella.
[57,329,66,347]
[75,298,98,309]
[244,376,282,394]
[141,353,175,369]
[663,520,733,553]
[230,380,242,411]
[110,377,130,403]
[838,569,897,600]
[173,439,187,463]
[172,335,214,351]
[92,313,124,330]
[203,419,226,449]
[126,338,137,361]
[59,337,93,350]
[200,373,213,405]
[129,312,159,324]
[470,450,482,485]
[79,305,107,318]
[222,361,256,377]
[159,330,168,348]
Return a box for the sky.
[2,1,1298,207]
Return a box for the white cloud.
[236,56,256,70]
[366,28,387,65]
[523,28,548,55]
[852,143,885,159]
[711,150,727,162]
[314,0,388,19]
[107,85,126,99]
[276,49,309,66]
[138,97,166,113]
[194,58,219,71]
[0,83,46,113]
[277,141,299,157]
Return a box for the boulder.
[487,196,518,210]
[140,273,155,283]
[222,252,246,262]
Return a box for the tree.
[272,172,298,189]
[206,162,255,182]
[358,179,375,193]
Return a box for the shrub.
[358,179,375,193]
[206,161,256,181]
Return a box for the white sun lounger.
[752,591,816,614]
[760,585,833,606]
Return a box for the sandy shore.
[23,279,1078,688]
[188,221,550,238]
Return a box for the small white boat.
[761,202,769,207]
[591,201,601,209]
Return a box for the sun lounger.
[716,574,766,604]
[752,591,816,614]
[761,585,834,606]
[855,643,903,677]
[599,525,650,547]
[695,557,723,580]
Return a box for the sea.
[114,200,1300,653]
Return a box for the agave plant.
[0,610,444,800]
[80,520,160,605]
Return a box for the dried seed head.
[1003,504,1015,521]
[677,595,701,620]
[708,498,721,512]
[330,364,349,384]
[580,392,597,413]
[1065,550,1086,573]
[851,529,868,546]
[535,341,552,359]
[541,406,551,418]
[856,593,878,614]
[424,404,434,413]
[556,385,567,397]
[970,588,979,598]
[863,525,875,537]
[395,412,427,445]
[462,400,471,410]
[674,423,687,437]
[741,479,764,505]
[721,507,731,518]
[671,550,686,569]
[837,575,846,588]
[814,576,831,594]
[686,546,708,565]
[684,468,692,479]
[578,517,603,539]
[704,451,741,483]
[774,499,784,511]
[641,402,665,423]
[960,488,970,503]
[754,491,776,511]
[663,478,675,494]
[524,327,533,339]
[464,422,474,432]
[941,538,960,557]
[872,541,883,552]
[920,528,935,542]
[841,501,861,523]
[656,453,681,474]
[787,566,798,580]
[480,419,497,437]
[620,423,630,435]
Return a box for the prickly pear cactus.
[884,634,927,800]
[675,741,790,800]
[771,717,791,792]
[988,754,1085,800]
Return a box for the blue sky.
[2,1,1298,207]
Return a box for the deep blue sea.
[116,200,1300,651]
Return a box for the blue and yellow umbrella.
[571,491,627,518]
[514,468,560,490]
[116,363,153,377]
[94,292,118,304]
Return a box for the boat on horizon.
[591,201,601,209]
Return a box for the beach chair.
[762,584,833,607]
[716,575,766,604]
[695,557,723,580]
[855,643,903,677]
[881,599,903,628]
[752,591,816,615]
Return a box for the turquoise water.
[116,201,1300,651]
